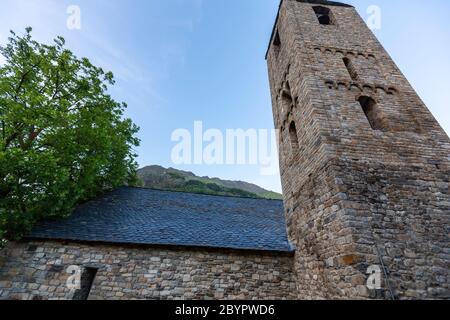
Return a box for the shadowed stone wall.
[266,0,450,299]
[0,241,296,300]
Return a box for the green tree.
[0,28,140,240]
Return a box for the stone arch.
[376,86,387,95]
[362,84,375,93]
[325,80,335,89]
[281,81,294,112]
[387,87,398,95]
[350,83,362,92]
[337,82,347,90]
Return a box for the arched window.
[313,6,334,25]
[343,57,359,81]
[282,91,293,109]
[358,96,383,130]
[289,121,300,154]
[280,82,294,114]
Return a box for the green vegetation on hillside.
[137,165,283,200]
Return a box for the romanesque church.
[1,0,449,300]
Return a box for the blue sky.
[0,0,449,193]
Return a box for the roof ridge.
[120,186,284,202]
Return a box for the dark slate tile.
[27,187,293,252]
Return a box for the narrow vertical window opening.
[289,121,300,155]
[358,96,384,130]
[273,30,281,57]
[72,267,98,300]
[343,57,359,81]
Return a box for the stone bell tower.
[266,0,450,299]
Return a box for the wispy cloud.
[81,31,168,109]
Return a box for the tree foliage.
[0,28,140,240]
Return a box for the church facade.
[1,0,449,300]
[0,188,297,300]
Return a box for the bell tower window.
[313,6,334,25]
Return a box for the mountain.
[136,165,283,200]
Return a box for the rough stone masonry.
[266,0,449,299]
[0,241,296,300]
[0,0,449,300]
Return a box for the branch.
[51,72,61,100]
[13,59,42,101]
[17,125,45,150]
[2,122,25,151]
[14,69,32,101]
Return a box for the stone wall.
[267,0,450,299]
[0,240,296,300]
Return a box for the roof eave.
[21,237,296,256]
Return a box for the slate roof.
[27,187,293,253]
